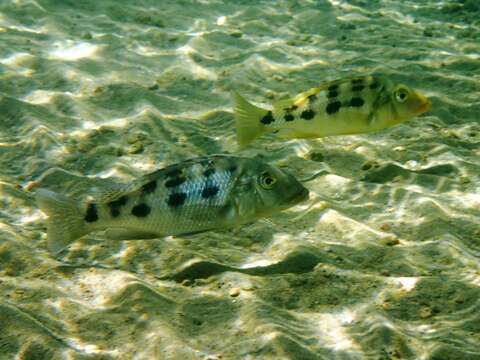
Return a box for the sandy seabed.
[0,0,479,359]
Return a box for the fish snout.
[416,94,431,114]
[288,185,309,205]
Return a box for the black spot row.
[325,97,365,115]
[202,186,219,198]
[260,111,275,125]
[283,104,298,112]
[165,176,185,188]
[84,203,98,222]
[203,168,215,177]
[108,195,128,218]
[131,203,151,217]
[326,101,342,115]
[167,192,187,207]
[142,180,157,194]
[301,110,315,120]
[350,97,364,107]
[164,167,182,178]
[284,113,295,122]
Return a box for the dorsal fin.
[91,183,137,204]
[272,86,324,111]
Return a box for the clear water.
[0,0,479,359]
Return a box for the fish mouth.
[417,95,432,114]
[287,186,309,205]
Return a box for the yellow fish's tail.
[232,91,270,146]
[36,188,89,254]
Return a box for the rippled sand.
[1,0,479,359]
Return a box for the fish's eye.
[259,172,277,189]
[394,88,409,103]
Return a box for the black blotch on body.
[327,90,338,98]
[352,84,364,92]
[328,84,338,91]
[164,167,182,178]
[284,104,298,112]
[85,203,98,222]
[284,113,295,122]
[308,94,317,102]
[326,101,342,115]
[165,176,185,188]
[352,78,363,84]
[370,81,379,89]
[142,180,157,194]
[300,110,315,120]
[131,203,151,217]
[202,186,219,199]
[203,168,215,177]
[108,195,128,218]
[167,192,187,207]
[260,111,275,125]
[228,165,237,173]
[350,97,365,107]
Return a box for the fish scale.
[233,75,431,146]
[36,155,309,253]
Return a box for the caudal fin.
[232,91,270,146]
[36,188,89,254]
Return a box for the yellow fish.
[233,75,431,146]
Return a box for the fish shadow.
[161,250,321,283]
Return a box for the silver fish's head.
[230,158,309,222]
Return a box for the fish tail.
[232,91,270,146]
[36,188,89,254]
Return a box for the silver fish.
[36,155,309,253]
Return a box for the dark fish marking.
[350,97,365,107]
[284,113,295,122]
[85,203,98,222]
[165,176,185,188]
[370,81,379,89]
[328,84,338,91]
[203,168,215,177]
[201,186,219,199]
[228,165,237,173]
[142,180,157,194]
[260,111,275,125]
[164,167,182,178]
[327,90,338,98]
[200,159,216,169]
[109,196,128,207]
[167,192,187,207]
[108,196,128,218]
[300,109,315,120]
[352,78,363,84]
[352,84,364,92]
[308,94,317,102]
[326,101,342,115]
[131,203,151,217]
